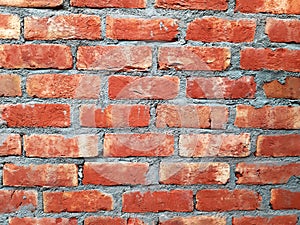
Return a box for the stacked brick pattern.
[0,0,299,224]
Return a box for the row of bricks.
[1,14,299,43]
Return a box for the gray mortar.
[0,0,300,224]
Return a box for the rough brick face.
[0,74,21,97]
[155,0,228,10]
[240,48,300,72]
[9,218,78,225]
[187,17,256,42]
[43,190,113,213]
[24,134,98,158]
[3,164,78,187]
[159,47,230,71]
[80,105,150,128]
[263,77,300,99]
[83,162,149,185]
[27,74,101,99]
[271,189,300,210]
[71,0,146,8]
[187,76,256,99]
[196,189,262,211]
[256,134,300,157]
[0,44,72,69]
[106,17,178,41]
[266,18,300,43]
[235,105,300,129]
[103,133,174,157]
[0,134,21,156]
[0,14,20,39]
[159,216,226,225]
[109,75,179,99]
[232,215,298,225]
[25,15,101,40]
[0,0,63,7]
[84,217,146,225]
[122,190,193,212]
[0,104,70,127]
[77,46,152,71]
[0,190,37,213]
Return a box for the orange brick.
[0,14,20,39]
[263,77,300,99]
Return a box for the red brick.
[266,18,300,43]
[187,17,256,42]
[159,216,226,225]
[179,134,250,157]
[256,134,300,157]
[235,105,300,129]
[122,190,193,212]
[0,74,21,97]
[71,0,146,8]
[235,0,300,14]
[240,48,300,72]
[0,14,20,39]
[0,190,37,213]
[236,162,300,184]
[127,218,146,225]
[0,104,70,128]
[187,76,256,99]
[196,189,262,211]
[77,46,152,71]
[0,44,72,69]
[85,217,126,225]
[156,105,228,129]
[3,164,78,187]
[0,0,63,7]
[159,47,230,71]
[0,134,21,156]
[9,218,78,225]
[103,133,174,157]
[109,75,179,100]
[25,15,101,40]
[24,134,98,158]
[263,77,300,99]
[106,16,178,41]
[43,190,113,213]
[83,162,149,185]
[271,189,300,210]
[160,162,230,185]
[155,0,228,10]
[232,215,298,225]
[27,74,101,99]
[80,105,150,128]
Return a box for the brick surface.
[0,14,20,39]
[263,77,300,99]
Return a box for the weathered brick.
[123,190,193,212]
[0,134,21,156]
[0,14,20,39]
[179,134,251,157]
[83,162,149,185]
[27,74,100,99]
[103,133,174,157]
[235,105,300,129]
[77,46,152,71]
[0,44,72,69]
[156,105,228,129]
[271,189,300,210]
[159,216,226,225]
[80,105,150,128]
[187,17,256,42]
[0,104,70,128]
[71,0,146,8]
[109,75,179,100]
[3,164,78,187]
[232,215,298,225]
[159,47,230,71]
[236,162,300,184]
[85,217,146,225]
[235,0,300,14]
[0,74,21,97]
[196,189,262,211]
[266,18,300,43]
[160,162,230,185]
[25,15,101,40]
[240,48,300,72]
[263,77,300,99]
[9,218,78,225]
[0,190,37,213]
[24,134,98,158]
[155,0,228,10]
[0,0,63,7]
[256,134,300,157]
[187,76,256,99]
[43,190,113,213]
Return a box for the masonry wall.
[0,0,299,224]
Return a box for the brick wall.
[0,0,299,224]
